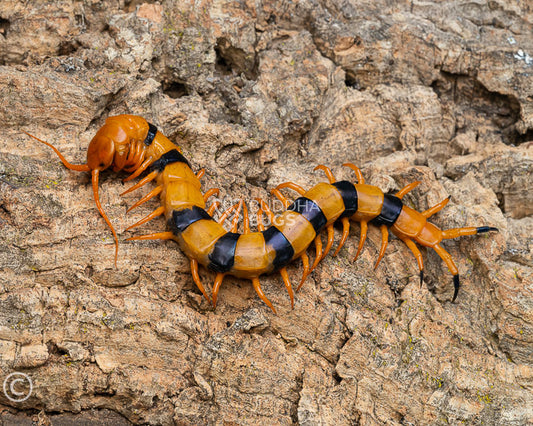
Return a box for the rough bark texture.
[0,1,532,425]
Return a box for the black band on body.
[287,197,327,233]
[168,206,212,235]
[262,226,294,270]
[143,122,158,146]
[371,194,403,227]
[208,232,240,273]
[332,181,358,218]
[150,149,191,172]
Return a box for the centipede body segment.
[25,115,498,311]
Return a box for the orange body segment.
[177,220,227,265]
[304,183,345,224]
[274,211,316,258]
[233,233,271,277]
[351,184,383,221]
[391,206,427,239]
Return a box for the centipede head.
[87,134,115,171]
[24,130,120,267]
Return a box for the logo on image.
[3,372,32,402]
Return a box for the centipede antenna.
[24,131,91,172]
[91,169,119,267]
[126,231,174,241]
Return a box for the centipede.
[25,115,498,312]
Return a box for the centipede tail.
[28,114,498,310]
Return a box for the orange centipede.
[25,114,498,312]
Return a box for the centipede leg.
[126,185,163,213]
[342,163,365,184]
[212,201,247,308]
[271,188,291,208]
[207,201,220,217]
[395,181,421,199]
[123,142,144,172]
[256,206,266,232]
[212,272,225,308]
[333,217,350,257]
[314,165,336,183]
[399,237,424,287]
[203,188,220,202]
[279,267,295,309]
[297,252,310,291]
[190,258,211,304]
[322,224,335,260]
[241,200,250,234]
[217,201,240,225]
[374,225,389,270]
[441,226,499,239]
[123,157,153,182]
[120,171,158,196]
[252,277,276,314]
[196,168,205,179]
[125,206,165,231]
[276,182,306,195]
[422,196,450,218]
[310,235,323,272]
[230,200,244,232]
[432,243,460,302]
[255,198,276,225]
[353,220,368,261]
